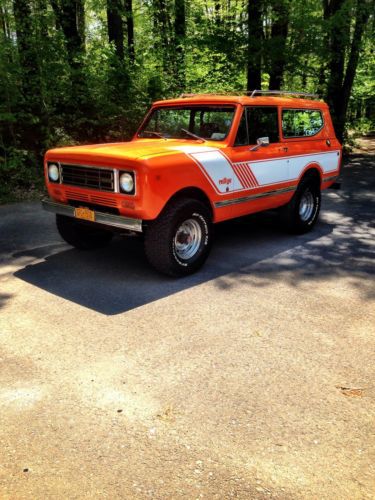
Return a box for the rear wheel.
[280,174,321,234]
[144,197,213,276]
[56,214,113,250]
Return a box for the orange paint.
[44,95,342,223]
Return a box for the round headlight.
[48,164,59,182]
[119,172,134,193]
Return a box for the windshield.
[138,106,236,141]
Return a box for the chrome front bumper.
[42,199,143,233]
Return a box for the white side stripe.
[241,151,340,187]
[174,146,340,195]
[189,150,243,193]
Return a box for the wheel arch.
[163,186,214,219]
[299,164,322,187]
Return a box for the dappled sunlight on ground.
[0,150,374,498]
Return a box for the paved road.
[0,147,374,499]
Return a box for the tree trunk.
[124,0,135,62]
[317,0,332,95]
[51,0,85,70]
[50,0,89,117]
[0,4,10,39]
[13,0,40,90]
[215,1,221,27]
[335,0,371,140]
[246,0,263,91]
[77,0,85,47]
[268,0,289,90]
[153,0,173,73]
[325,0,351,136]
[107,0,124,60]
[13,0,44,147]
[174,0,185,88]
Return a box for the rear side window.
[282,109,323,138]
[234,106,279,146]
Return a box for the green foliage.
[0,0,373,203]
[0,147,45,203]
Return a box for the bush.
[0,147,45,204]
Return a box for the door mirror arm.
[249,136,270,151]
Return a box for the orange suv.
[43,91,342,276]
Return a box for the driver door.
[227,105,289,217]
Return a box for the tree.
[13,0,44,147]
[174,0,185,88]
[125,0,135,62]
[268,0,289,90]
[247,0,263,91]
[107,0,124,60]
[50,0,87,113]
[50,0,85,71]
[1,0,374,202]
[153,0,173,73]
[333,0,372,139]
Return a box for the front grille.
[61,164,114,192]
[91,194,117,207]
[65,189,117,208]
[65,189,90,202]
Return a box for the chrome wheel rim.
[174,218,202,260]
[299,189,315,221]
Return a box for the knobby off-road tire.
[280,174,321,234]
[144,197,213,277]
[56,214,113,250]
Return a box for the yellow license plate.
[74,207,95,222]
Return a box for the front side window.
[247,107,279,144]
[234,110,248,146]
[234,106,279,146]
[282,109,323,138]
[138,106,235,141]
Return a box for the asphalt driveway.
[0,144,374,499]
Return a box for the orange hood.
[45,139,226,164]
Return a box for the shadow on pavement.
[15,214,335,315]
[0,293,12,311]
[12,153,375,315]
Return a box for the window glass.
[234,110,248,146]
[247,107,279,144]
[138,106,235,141]
[282,109,323,138]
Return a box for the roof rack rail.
[179,90,319,99]
[179,92,239,98]
[250,90,319,98]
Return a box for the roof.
[153,94,327,109]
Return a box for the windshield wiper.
[143,130,166,139]
[181,128,205,143]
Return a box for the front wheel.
[280,175,321,234]
[144,198,213,277]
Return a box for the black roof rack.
[179,90,319,99]
[250,90,319,98]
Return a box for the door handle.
[280,147,288,152]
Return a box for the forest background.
[0,0,374,202]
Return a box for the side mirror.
[250,136,270,151]
[257,136,269,146]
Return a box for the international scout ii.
[42,91,342,276]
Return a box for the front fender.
[140,152,216,220]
